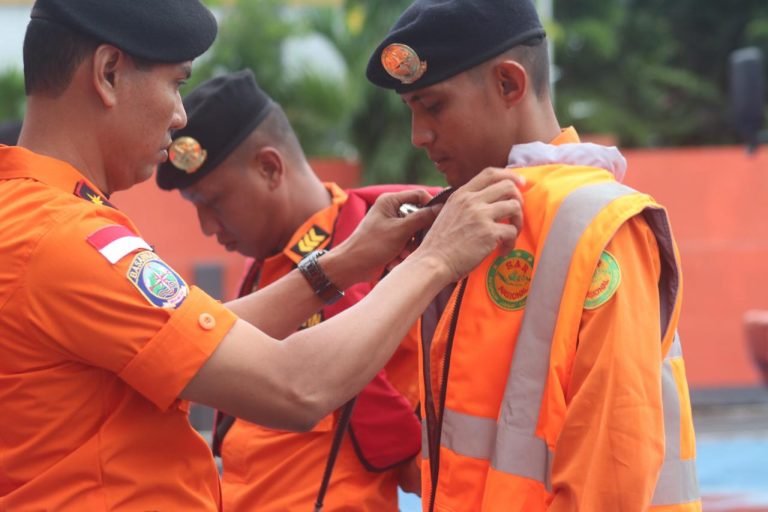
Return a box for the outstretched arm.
[182,167,525,431]
[224,188,438,339]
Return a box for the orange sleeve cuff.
[119,286,238,410]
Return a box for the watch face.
[298,250,343,305]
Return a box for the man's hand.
[415,167,524,282]
[328,188,442,286]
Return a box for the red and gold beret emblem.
[168,136,207,174]
[381,43,427,85]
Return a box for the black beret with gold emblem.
[366,0,546,93]
[156,69,273,190]
[30,0,217,63]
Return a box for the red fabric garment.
[326,185,441,470]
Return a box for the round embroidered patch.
[584,251,621,310]
[127,251,189,309]
[486,250,535,311]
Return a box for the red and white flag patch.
[87,225,152,264]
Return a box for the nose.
[196,206,221,237]
[171,95,188,131]
[411,113,434,149]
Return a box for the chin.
[445,174,471,189]
[136,166,156,185]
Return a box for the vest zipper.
[427,278,468,512]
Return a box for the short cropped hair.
[509,36,550,98]
[23,19,155,98]
[468,36,549,99]
[251,104,307,167]
[23,19,98,97]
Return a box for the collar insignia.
[382,43,427,85]
[291,225,330,258]
[74,181,116,209]
[169,136,207,174]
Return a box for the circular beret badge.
[127,251,189,309]
[169,136,207,174]
[486,250,535,311]
[381,43,427,85]
[584,251,621,310]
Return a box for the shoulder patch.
[486,249,534,311]
[291,225,330,258]
[127,251,188,309]
[87,225,152,264]
[584,251,621,310]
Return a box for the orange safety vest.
[419,143,700,511]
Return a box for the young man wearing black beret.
[367,0,701,511]
[157,69,430,511]
[0,0,524,509]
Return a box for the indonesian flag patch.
[87,225,152,264]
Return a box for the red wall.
[623,146,768,388]
[113,149,768,389]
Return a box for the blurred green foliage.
[188,0,441,184]
[2,0,767,182]
[554,0,768,147]
[0,68,25,122]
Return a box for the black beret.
[366,0,546,93]
[156,69,274,191]
[30,0,217,63]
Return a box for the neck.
[516,96,561,145]
[280,162,332,249]
[20,95,109,193]
[285,163,333,234]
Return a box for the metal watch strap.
[297,249,344,305]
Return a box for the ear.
[91,44,125,108]
[493,60,528,107]
[254,147,285,190]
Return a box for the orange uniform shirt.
[0,146,237,510]
[221,183,419,512]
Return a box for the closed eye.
[423,102,442,115]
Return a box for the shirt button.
[198,313,216,331]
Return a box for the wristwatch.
[297,249,345,305]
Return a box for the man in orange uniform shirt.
[366,0,701,510]
[157,70,427,511]
[0,1,525,509]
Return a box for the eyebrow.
[180,187,203,203]
[402,93,429,106]
[181,63,192,80]
[402,87,442,106]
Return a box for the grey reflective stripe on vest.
[652,332,701,505]
[496,182,639,484]
[643,207,701,505]
[438,181,699,502]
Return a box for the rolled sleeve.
[119,286,237,410]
